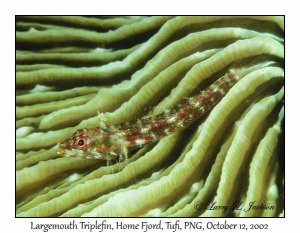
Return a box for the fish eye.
[75,136,90,149]
[78,139,85,146]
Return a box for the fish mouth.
[56,148,65,156]
[57,142,68,156]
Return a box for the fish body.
[57,68,240,161]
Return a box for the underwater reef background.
[16,16,284,217]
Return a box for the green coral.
[16,16,284,217]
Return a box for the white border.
[3,1,299,232]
